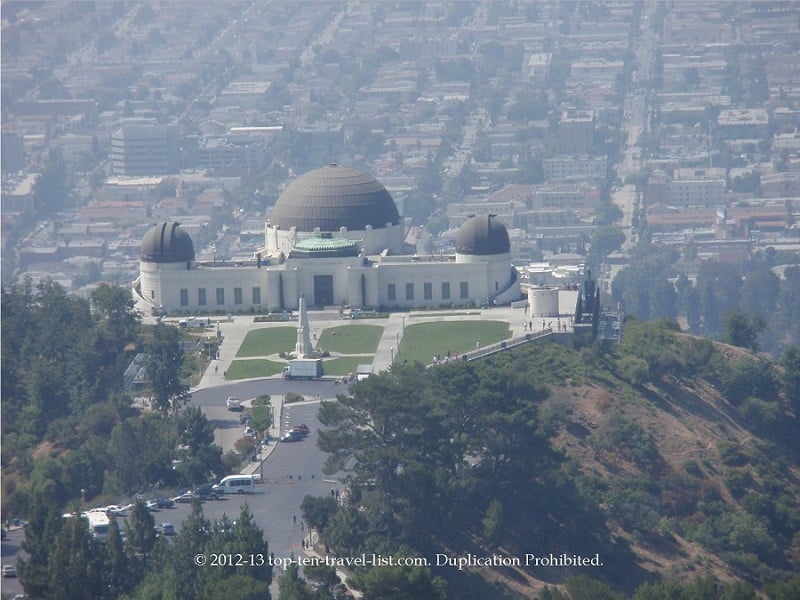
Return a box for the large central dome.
[270,165,400,232]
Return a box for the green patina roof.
[293,237,358,251]
[290,236,360,258]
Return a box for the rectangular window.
[198,288,206,306]
[405,283,414,301]
[216,288,225,305]
[252,287,261,305]
[460,281,469,299]
[424,282,432,300]
[387,283,396,302]
[442,282,450,300]
[234,287,243,305]
[179,289,189,306]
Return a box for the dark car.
[155,497,175,509]
[291,424,310,436]
[160,523,176,536]
[194,483,222,500]
[281,430,304,442]
[239,412,252,424]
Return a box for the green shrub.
[718,440,749,467]
[682,460,704,478]
[221,450,241,472]
[738,397,781,431]
[617,355,650,385]
[719,359,777,404]
[724,469,753,499]
[252,394,271,407]
[590,410,661,467]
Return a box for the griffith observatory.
[134,165,521,315]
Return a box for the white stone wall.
[139,252,520,314]
[529,287,560,317]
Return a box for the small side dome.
[455,214,510,255]
[140,222,195,263]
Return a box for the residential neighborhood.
[3,2,799,304]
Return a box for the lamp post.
[390,347,394,364]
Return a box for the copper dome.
[270,165,400,232]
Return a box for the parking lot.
[1,402,341,598]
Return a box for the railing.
[428,328,554,367]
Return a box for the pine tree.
[18,493,64,598]
[48,513,105,600]
[126,500,157,567]
[105,516,134,597]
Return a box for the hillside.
[312,320,800,599]
[481,322,800,596]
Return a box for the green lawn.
[318,325,383,354]
[399,321,511,365]
[236,327,296,357]
[323,356,373,376]
[225,359,286,380]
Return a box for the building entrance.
[313,275,334,307]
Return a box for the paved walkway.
[191,305,569,391]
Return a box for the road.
[1,527,24,597]
[151,400,342,598]
[163,401,341,597]
[1,385,344,599]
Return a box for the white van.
[213,475,255,495]
[82,510,110,540]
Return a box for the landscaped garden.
[236,327,296,357]
[397,320,511,365]
[225,358,286,380]
[317,324,383,354]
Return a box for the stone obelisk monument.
[294,293,313,357]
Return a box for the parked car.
[244,426,256,437]
[240,412,252,424]
[155,497,175,509]
[145,499,160,511]
[194,483,222,500]
[2,564,17,578]
[160,523,176,536]
[291,424,310,436]
[105,505,127,517]
[281,430,304,442]
[173,492,197,504]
